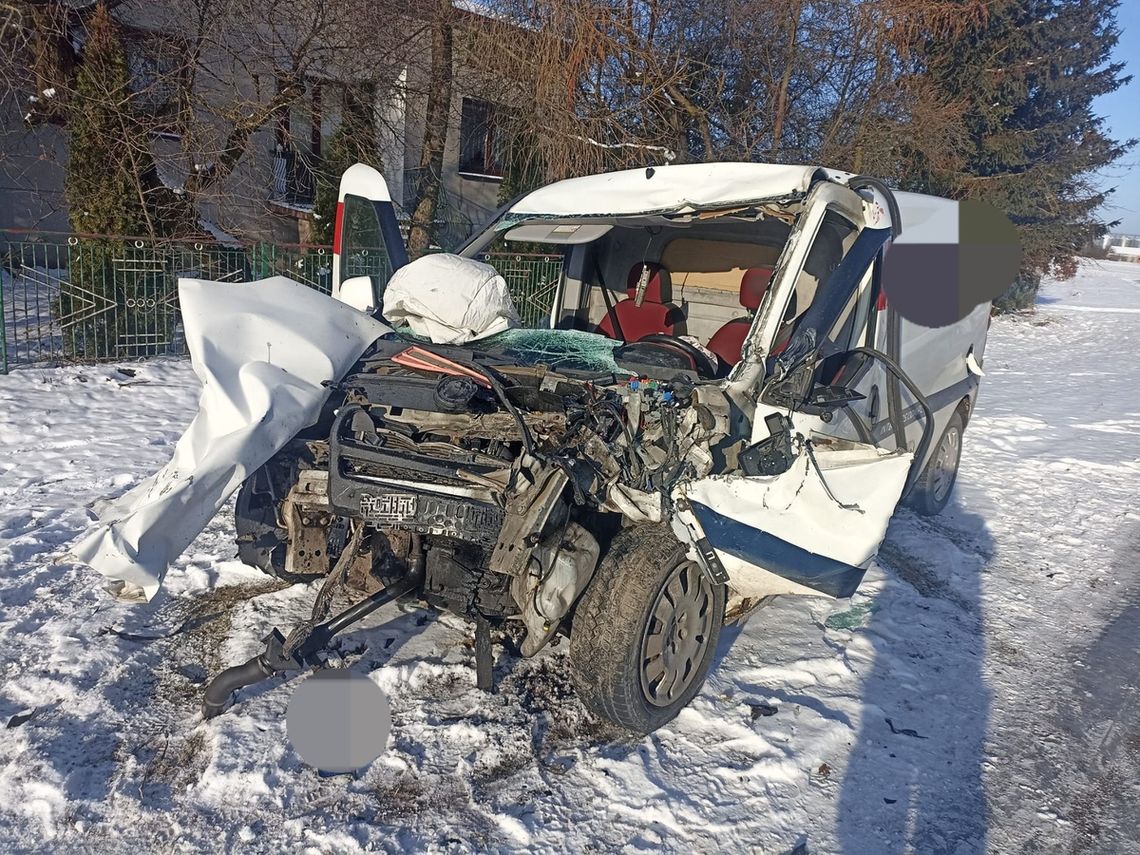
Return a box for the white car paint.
[507,162,824,218]
[673,449,914,599]
[69,276,389,601]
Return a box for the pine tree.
[918,0,1134,310]
[60,2,167,357]
[64,1,149,237]
[311,87,384,246]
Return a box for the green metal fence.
[475,251,564,328]
[0,234,564,373]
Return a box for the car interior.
[457,198,872,383]
[481,214,806,377]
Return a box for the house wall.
[1,2,500,249]
[0,97,71,234]
[1102,234,1140,261]
[399,24,505,250]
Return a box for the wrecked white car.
[78,162,990,735]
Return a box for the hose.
[201,536,426,719]
[202,653,277,719]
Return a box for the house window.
[458,98,503,180]
[124,31,185,124]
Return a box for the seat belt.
[594,256,625,341]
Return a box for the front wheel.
[570,524,725,734]
[908,409,965,516]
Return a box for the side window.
[772,210,860,351]
[458,98,503,180]
[339,193,392,289]
[470,230,567,329]
[824,258,876,353]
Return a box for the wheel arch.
[957,394,974,426]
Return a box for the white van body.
[327,162,991,606]
[76,162,992,733]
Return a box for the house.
[1099,234,1140,262]
[0,1,512,250]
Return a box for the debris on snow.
[885,718,929,739]
[6,708,37,729]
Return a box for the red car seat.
[596,263,683,341]
[706,266,774,367]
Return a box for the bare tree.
[460,0,988,191]
[1,0,407,238]
[406,0,455,257]
[0,0,994,246]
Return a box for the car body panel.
[74,162,990,610]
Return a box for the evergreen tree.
[64,2,149,237]
[60,2,170,357]
[311,87,384,245]
[918,0,1134,310]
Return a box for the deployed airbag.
[69,276,389,602]
[382,253,520,344]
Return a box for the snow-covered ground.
[1,259,1138,854]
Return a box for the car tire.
[908,408,965,517]
[569,524,725,734]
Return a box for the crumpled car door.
[673,182,931,600]
[332,163,410,311]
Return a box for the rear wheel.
[570,524,725,734]
[908,409,965,516]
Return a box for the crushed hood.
[69,276,389,601]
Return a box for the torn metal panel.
[69,276,389,601]
[672,447,912,598]
[602,483,663,523]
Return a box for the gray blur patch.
[881,200,1021,328]
[958,199,1021,312]
[881,243,959,328]
[286,670,391,773]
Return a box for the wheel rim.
[931,425,962,503]
[639,561,715,708]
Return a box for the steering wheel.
[635,334,719,379]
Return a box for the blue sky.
[1097,2,1140,234]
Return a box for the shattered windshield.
[387,326,621,374]
[471,328,621,373]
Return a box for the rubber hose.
[202,654,275,719]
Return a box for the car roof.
[505,162,959,242]
[508,162,830,218]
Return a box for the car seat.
[706,266,774,368]
[596,263,683,341]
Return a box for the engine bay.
[238,334,735,657]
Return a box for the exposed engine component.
[282,470,334,577]
[511,522,601,656]
[222,338,734,708]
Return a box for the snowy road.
[1,260,1138,854]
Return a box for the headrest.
[626,262,670,303]
[740,266,774,310]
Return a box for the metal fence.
[478,251,564,328]
[0,234,564,373]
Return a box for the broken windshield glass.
[472,328,621,373]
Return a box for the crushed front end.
[219,333,733,712]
